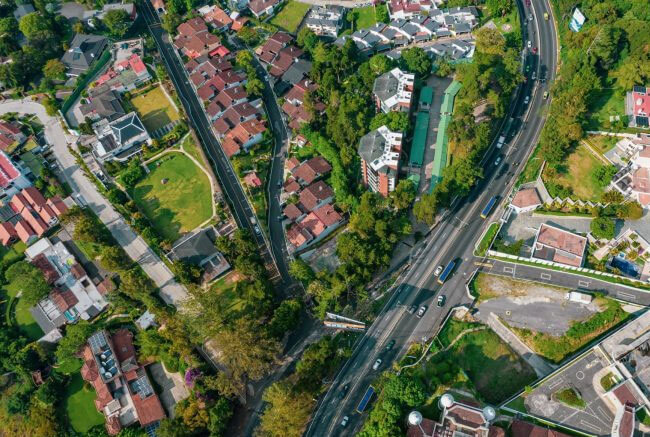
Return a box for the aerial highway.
[139,0,294,286]
[305,0,559,434]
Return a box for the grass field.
[3,272,43,341]
[133,154,212,242]
[586,88,626,131]
[517,144,542,186]
[542,145,606,201]
[269,0,311,33]
[350,6,378,29]
[130,86,180,133]
[181,136,206,169]
[586,134,618,155]
[210,272,246,318]
[0,241,26,267]
[475,222,499,257]
[439,319,537,404]
[64,372,105,433]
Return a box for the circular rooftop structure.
[408,410,423,426]
[440,393,455,409]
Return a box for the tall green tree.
[103,9,130,37]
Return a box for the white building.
[304,6,345,37]
[93,112,151,162]
[373,67,415,113]
[358,125,403,197]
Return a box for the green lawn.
[181,136,207,169]
[440,319,537,404]
[350,6,378,29]
[475,222,499,257]
[586,88,626,131]
[0,241,26,267]
[130,86,180,133]
[542,145,607,201]
[210,272,246,318]
[64,372,105,433]
[269,0,311,33]
[586,134,618,155]
[133,154,212,242]
[3,271,43,341]
[517,144,542,186]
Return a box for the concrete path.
[0,99,188,306]
[486,312,556,378]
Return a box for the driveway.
[0,99,187,306]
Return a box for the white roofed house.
[373,68,415,113]
[358,125,403,197]
[27,238,108,340]
[304,6,345,37]
[92,112,151,162]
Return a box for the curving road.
[139,0,294,287]
[0,99,188,305]
[305,0,559,435]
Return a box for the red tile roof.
[512,187,541,209]
[292,157,332,185]
[0,151,20,188]
[112,328,137,363]
[243,172,262,187]
[0,221,16,245]
[20,207,48,236]
[31,253,60,284]
[299,212,326,237]
[313,203,342,227]
[71,263,86,280]
[283,203,303,220]
[287,223,312,248]
[299,181,333,211]
[46,196,68,216]
[535,223,587,265]
[286,157,300,171]
[249,0,281,15]
[14,219,35,243]
[0,120,22,136]
[177,17,208,35]
[50,287,79,312]
[37,203,58,224]
[511,420,572,437]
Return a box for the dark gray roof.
[81,89,125,121]
[61,34,108,75]
[281,59,312,85]
[169,227,229,272]
[454,22,471,34]
[13,3,35,20]
[401,23,420,36]
[110,113,146,145]
[98,134,119,153]
[373,70,399,102]
[358,129,387,164]
[436,29,452,37]
[30,304,64,334]
[382,27,400,39]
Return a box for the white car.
[416,305,427,318]
[372,358,382,370]
[524,95,530,105]
[494,156,502,166]
[527,40,532,48]
[434,265,444,276]
[528,13,533,21]
[341,416,349,427]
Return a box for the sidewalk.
[0,99,188,306]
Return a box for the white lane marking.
[575,371,584,380]
[617,291,636,300]
[540,273,551,280]
[578,280,589,287]
[504,267,514,274]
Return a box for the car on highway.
[338,385,349,399]
[254,225,261,235]
[544,12,549,20]
[385,339,396,351]
[407,305,417,314]
[524,95,530,105]
[372,358,382,370]
[437,295,446,307]
[543,91,549,99]
[528,13,533,21]
[532,72,536,81]
[532,47,538,54]
[494,156,502,166]
[434,265,444,276]
[341,416,349,427]
[527,40,531,48]
[416,305,427,318]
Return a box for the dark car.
[339,384,349,399]
[385,339,396,351]
[407,305,417,314]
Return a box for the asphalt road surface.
[139,1,292,286]
[305,0,559,434]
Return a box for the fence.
[60,50,113,125]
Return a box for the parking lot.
[524,349,615,436]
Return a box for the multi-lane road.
[305,0,559,434]
[139,0,294,287]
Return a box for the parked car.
[407,305,417,314]
[437,295,446,307]
[543,91,549,99]
[494,156,502,166]
[416,306,427,318]
[527,40,532,48]
[532,72,536,81]
[341,416,349,427]
[528,13,533,21]
[372,358,382,370]
[434,265,444,276]
[532,47,538,54]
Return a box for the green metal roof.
[440,81,462,115]
[419,87,433,106]
[409,111,429,167]
[430,114,451,192]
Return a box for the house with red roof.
[298,180,333,212]
[187,57,232,87]
[243,172,263,188]
[248,0,282,18]
[0,221,17,245]
[80,329,166,435]
[174,18,222,59]
[287,203,343,251]
[212,102,263,138]
[0,151,31,197]
[0,121,26,151]
[14,219,36,244]
[286,223,313,250]
[94,54,152,94]
[198,4,233,31]
[626,86,650,129]
[291,156,332,186]
[511,187,542,213]
[220,119,266,157]
[532,223,587,267]
[151,0,165,14]
[206,86,248,120]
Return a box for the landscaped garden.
[130,85,180,133]
[554,387,586,409]
[3,262,43,342]
[269,0,311,33]
[436,318,537,404]
[132,154,212,242]
[586,88,626,131]
[63,372,105,433]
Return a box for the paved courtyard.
[499,211,593,244]
[524,349,615,437]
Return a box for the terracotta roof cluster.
[80,329,165,435]
[292,156,332,185]
[533,223,587,267]
[510,420,572,437]
[200,5,232,29]
[281,79,326,130]
[96,54,149,88]
[3,188,68,244]
[0,151,21,188]
[207,86,248,118]
[256,32,303,77]
[243,172,262,188]
[221,119,266,157]
[287,203,342,249]
[31,253,60,284]
[0,121,23,152]
[197,70,246,101]
[213,102,263,137]
[174,17,224,59]
[248,0,281,17]
[186,56,233,87]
